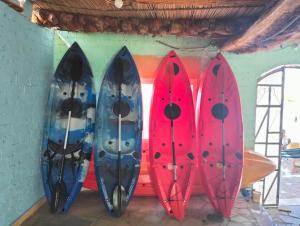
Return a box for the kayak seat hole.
[208,98,212,102]
[143,150,146,153]
[179,143,183,147]
[210,163,214,167]
[99,151,106,158]
[178,98,181,102]
[108,141,113,145]
[162,143,166,147]
[161,98,165,101]
[163,165,166,169]
[63,92,67,96]
[187,152,194,160]
[154,152,161,159]
[202,151,209,158]
[125,141,130,146]
[111,94,115,97]
[180,165,184,169]
[142,183,146,187]
[80,92,85,97]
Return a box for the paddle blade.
[51,182,67,213]
[169,182,184,221]
[70,55,82,82]
[115,57,124,86]
[112,185,127,217]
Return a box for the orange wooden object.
[84,141,276,196]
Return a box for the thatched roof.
[32,0,271,19]
[29,0,300,53]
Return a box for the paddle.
[51,55,82,213]
[164,61,183,220]
[112,58,127,216]
[221,67,226,180]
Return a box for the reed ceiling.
[29,0,300,53]
[32,0,272,19]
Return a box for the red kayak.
[149,51,196,221]
[196,53,243,218]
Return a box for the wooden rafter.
[222,0,300,53]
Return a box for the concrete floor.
[22,159,300,226]
[23,191,268,226]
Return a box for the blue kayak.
[94,46,143,216]
[41,42,96,213]
[281,148,300,158]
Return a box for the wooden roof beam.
[222,0,300,53]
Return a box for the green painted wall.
[225,46,300,149]
[0,2,53,225]
[54,31,300,149]
[54,31,214,91]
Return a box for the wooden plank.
[12,197,46,226]
[222,0,300,53]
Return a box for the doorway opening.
[254,65,300,207]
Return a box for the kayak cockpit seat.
[48,139,83,156]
